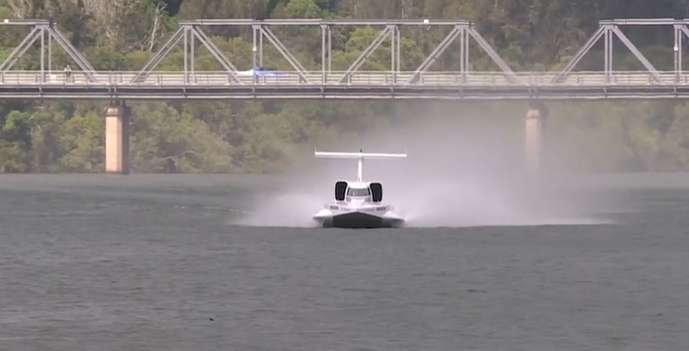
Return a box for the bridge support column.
[104,102,130,174]
[525,101,547,173]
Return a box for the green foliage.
[0,0,688,173]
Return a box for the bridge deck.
[0,71,687,100]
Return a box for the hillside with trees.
[0,0,688,173]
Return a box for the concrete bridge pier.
[104,102,131,174]
[525,101,547,173]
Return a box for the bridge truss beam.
[0,19,97,82]
[130,23,242,84]
[553,18,689,84]
[131,18,517,85]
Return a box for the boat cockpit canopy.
[346,186,370,197]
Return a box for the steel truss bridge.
[1,18,689,100]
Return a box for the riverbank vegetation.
[0,0,688,173]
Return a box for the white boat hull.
[311,149,408,229]
[313,207,405,229]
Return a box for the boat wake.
[229,191,323,228]
[384,179,614,228]
[229,178,612,229]
[228,152,614,229]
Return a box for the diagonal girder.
[185,26,241,83]
[468,28,518,83]
[337,25,397,83]
[550,19,689,84]
[609,26,660,82]
[407,26,462,83]
[131,27,184,83]
[0,19,98,82]
[254,25,309,82]
[552,26,606,84]
[407,24,517,84]
[46,27,96,73]
[131,25,242,84]
[192,27,239,73]
[0,26,42,71]
[136,18,512,83]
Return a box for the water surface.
[0,174,687,351]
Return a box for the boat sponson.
[321,211,403,229]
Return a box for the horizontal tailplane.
[314,150,407,159]
[314,149,407,182]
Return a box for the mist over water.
[233,190,325,227]
[236,102,618,228]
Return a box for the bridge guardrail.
[0,70,686,87]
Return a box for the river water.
[0,174,687,351]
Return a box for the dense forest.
[1,0,689,173]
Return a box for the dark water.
[0,174,688,351]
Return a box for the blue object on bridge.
[242,66,286,76]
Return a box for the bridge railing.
[0,70,686,86]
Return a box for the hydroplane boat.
[312,149,407,229]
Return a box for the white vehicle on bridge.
[312,149,407,229]
[235,66,286,77]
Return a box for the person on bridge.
[63,64,72,83]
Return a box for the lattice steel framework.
[130,19,517,84]
[553,18,689,84]
[0,19,97,82]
